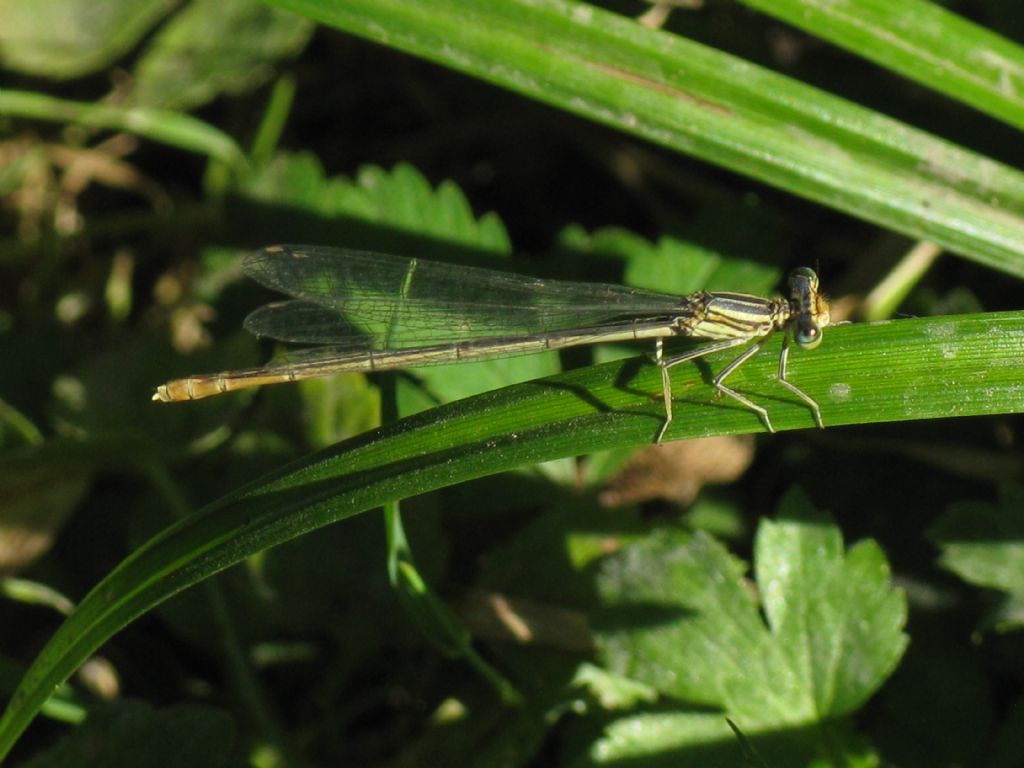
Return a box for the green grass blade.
[0,89,247,171]
[2,309,1024,756]
[737,0,1024,131]
[261,0,1024,277]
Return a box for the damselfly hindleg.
[654,336,758,442]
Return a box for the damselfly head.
[788,267,830,349]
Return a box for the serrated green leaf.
[928,485,1024,598]
[345,163,511,252]
[586,712,746,767]
[596,531,780,719]
[239,155,511,252]
[581,708,879,767]
[131,0,313,110]
[755,491,908,717]
[592,488,906,756]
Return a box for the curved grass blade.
[4,310,1024,756]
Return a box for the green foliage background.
[3,0,1024,766]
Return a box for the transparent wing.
[244,300,365,344]
[242,245,691,349]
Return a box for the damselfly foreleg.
[777,335,824,428]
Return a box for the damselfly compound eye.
[795,321,823,349]
[789,266,819,292]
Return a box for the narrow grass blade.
[0,90,247,171]
[737,0,1024,132]
[261,0,1024,277]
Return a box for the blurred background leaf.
[0,0,174,79]
[130,0,313,111]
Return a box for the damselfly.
[153,245,832,441]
